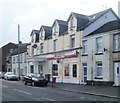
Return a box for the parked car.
[0,71,5,79]
[23,73,48,86]
[4,72,19,80]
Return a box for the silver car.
[4,72,19,80]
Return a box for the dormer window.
[70,17,75,28]
[40,29,44,40]
[53,22,58,34]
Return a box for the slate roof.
[52,19,68,35]
[80,8,119,30]
[11,43,29,55]
[40,26,52,39]
[85,20,120,37]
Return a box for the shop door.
[114,62,120,86]
[82,63,87,83]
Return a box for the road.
[0,79,119,102]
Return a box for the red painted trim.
[65,54,77,58]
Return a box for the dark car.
[23,73,48,86]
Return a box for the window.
[38,64,43,75]
[13,57,15,64]
[53,23,58,34]
[73,64,77,77]
[96,37,103,53]
[24,53,27,63]
[96,61,102,77]
[20,54,22,63]
[16,56,19,63]
[52,64,58,76]
[40,43,43,53]
[70,35,75,48]
[30,65,34,73]
[113,34,120,51]
[64,63,69,76]
[70,17,75,28]
[40,29,44,40]
[53,39,57,52]
[82,40,87,54]
[32,47,34,55]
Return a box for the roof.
[52,19,68,35]
[11,43,29,55]
[30,30,39,36]
[80,8,119,30]
[85,20,120,37]
[40,25,52,39]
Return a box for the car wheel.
[32,82,35,86]
[24,81,27,85]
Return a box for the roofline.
[80,8,119,30]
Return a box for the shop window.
[52,64,58,76]
[64,63,69,76]
[73,64,77,77]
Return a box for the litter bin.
[52,77,56,83]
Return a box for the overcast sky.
[0,0,119,47]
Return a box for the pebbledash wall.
[26,8,120,85]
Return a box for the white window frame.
[53,39,57,52]
[82,40,87,54]
[113,33,120,51]
[70,34,75,48]
[70,17,75,28]
[96,61,102,77]
[96,37,103,53]
[40,43,43,53]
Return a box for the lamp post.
[18,24,20,80]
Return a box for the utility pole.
[18,24,20,80]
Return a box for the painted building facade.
[26,8,120,85]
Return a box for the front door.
[82,63,87,83]
[114,62,120,86]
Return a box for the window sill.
[95,77,103,79]
[82,54,88,56]
[112,51,120,53]
[95,52,103,55]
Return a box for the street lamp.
[18,24,21,80]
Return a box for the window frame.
[70,34,75,48]
[72,64,77,77]
[82,40,87,54]
[40,43,44,53]
[96,61,102,78]
[96,37,103,53]
[113,33,120,51]
[53,39,57,52]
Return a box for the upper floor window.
[40,43,43,53]
[20,54,22,63]
[53,23,58,34]
[32,47,34,55]
[40,29,44,40]
[96,61,102,77]
[82,40,87,54]
[16,56,19,63]
[53,39,57,52]
[13,57,15,64]
[113,33,120,51]
[70,34,75,48]
[70,17,75,28]
[96,37,103,53]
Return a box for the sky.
[0,0,120,47]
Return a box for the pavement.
[48,82,120,99]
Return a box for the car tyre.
[32,81,35,86]
[24,81,27,85]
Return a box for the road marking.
[0,85,8,88]
[42,97,56,101]
[14,89,32,95]
[81,97,85,99]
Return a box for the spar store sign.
[46,50,78,60]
